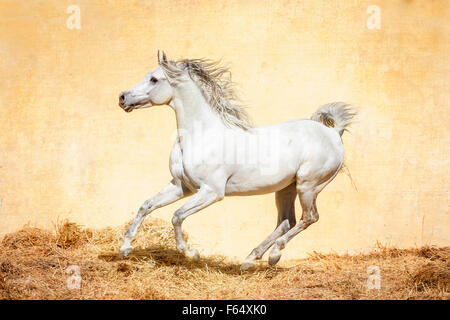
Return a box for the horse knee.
[138,200,153,217]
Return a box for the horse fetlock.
[119,244,133,258]
[275,238,286,250]
[172,214,183,226]
[176,242,187,252]
[255,250,266,260]
[185,247,199,261]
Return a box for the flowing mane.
[161,58,252,130]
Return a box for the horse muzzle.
[119,92,134,112]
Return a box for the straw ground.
[0,218,448,300]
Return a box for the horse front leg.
[119,179,189,258]
[172,185,223,261]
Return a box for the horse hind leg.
[268,169,340,266]
[268,189,318,266]
[276,182,297,229]
[240,182,297,271]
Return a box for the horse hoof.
[240,260,256,271]
[119,246,133,258]
[185,248,199,261]
[268,250,281,266]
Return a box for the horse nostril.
[119,93,125,103]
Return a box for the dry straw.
[0,218,448,300]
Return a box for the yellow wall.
[1,0,448,260]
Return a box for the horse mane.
[162,58,252,130]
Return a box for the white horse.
[118,51,355,270]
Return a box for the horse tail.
[311,102,356,137]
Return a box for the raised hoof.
[185,248,200,261]
[119,246,133,258]
[268,249,282,266]
[240,260,256,271]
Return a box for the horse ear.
[158,50,168,65]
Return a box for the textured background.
[0,0,448,260]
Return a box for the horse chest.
[169,141,211,190]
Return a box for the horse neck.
[169,80,224,134]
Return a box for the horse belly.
[224,159,298,196]
[226,180,295,196]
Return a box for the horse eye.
[150,77,158,83]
